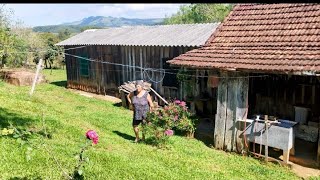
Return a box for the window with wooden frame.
[78,52,89,77]
[162,58,178,87]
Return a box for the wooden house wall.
[64,45,194,99]
[180,69,219,117]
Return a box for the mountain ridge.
[33,16,164,33]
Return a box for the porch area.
[213,71,320,169]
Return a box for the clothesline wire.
[1,45,270,80]
[62,52,269,80]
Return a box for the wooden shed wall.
[64,45,194,99]
[248,74,320,121]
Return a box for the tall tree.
[58,28,71,41]
[12,27,46,67]
[39,32,63,69]
[0,5,42,68]
[164,4,234,24]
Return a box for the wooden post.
[318,124,320,167]
[235,74,249,152]
[225,77,237,151]
[214,72,228,150]
[283,150,290,164]
[265,115,269,162]
[30,58,43,96]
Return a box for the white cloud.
[126,4,146,11]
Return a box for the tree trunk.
[44,59,48,69]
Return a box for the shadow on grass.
[112,130,135,141]
[50,81,67,88]
[112,102,123,107]
[0,107,36,128]
[194,133,214,148]
[9,176,42,180]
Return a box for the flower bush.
[143,100,198,148]
[72,130,99,179]
[86,130,99,144]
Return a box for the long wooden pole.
[150,87,168,105]
[30,58,43,96]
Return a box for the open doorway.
[192,70,218,146]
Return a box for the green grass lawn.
[0,69,300,180]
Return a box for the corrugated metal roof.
[168,4,320,74]
[56,23,220,47]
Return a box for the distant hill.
[33,16,164,33]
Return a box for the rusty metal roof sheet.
[56,23,220,47]
[168,4,320,74]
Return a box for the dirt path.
[291,163,320,179]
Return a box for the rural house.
[168,4,320,167]
[56,23,220,103]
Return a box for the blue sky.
[4,4,187,27]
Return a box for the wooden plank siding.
[214,71,249,152]
[64,45,195,99]
[214,72,228,150]
[235,74,249,152]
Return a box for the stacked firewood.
[118,80,152,94]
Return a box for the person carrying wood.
[127,80,154,143]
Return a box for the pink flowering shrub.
[171,100,197,136]
[72,130,99,179]
[86,130,99,144]
[144,100,198,147]
[164,129,174,136]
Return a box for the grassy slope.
[0,69,299,180]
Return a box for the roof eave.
[167,62,320,76]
